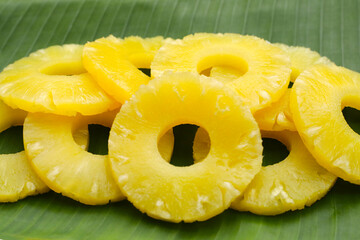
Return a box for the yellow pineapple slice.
[290,64,360,184]
[211,44,333,131]
[232,131,336,215]
[83,35,165,103]
[0,44,119,116]
[0,100,49,202]
[23,110,124,205]
[151,33,291,112]
[109,72,263,222]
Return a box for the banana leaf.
[0,0,360,239]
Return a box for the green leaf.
[1,0,360,239]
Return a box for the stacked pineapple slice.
[109,72,263,222]
[23,111,124,205]
[83,35,166,103]
[291,64,360,184]
[0,44,119,116]
[0,33,359,223]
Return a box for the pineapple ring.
[23,110,124,205]
[232,131,337,215]
[83,35,165,104]
[151,33,292,112]
[291,64,360,184]
[0,101,49,202]
[192,129,336,215]
[109,72,263,223]
[0,44,119,116]
[211,44,333,131]
[23,109,174,205]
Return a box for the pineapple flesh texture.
[0,101,49,202]
[23,110,124,205]
[151,33,291,112]
[109,72,263,223]
[290,64,360,184]
[211,44,333,131]
[232,131,336,215]
[254,89,295,131]
[0,44,119,116]
[83,35,165,104]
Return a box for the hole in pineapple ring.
[342,107,360,135]
[138,68,151,77]
[71,122,121,156]
[87,125,111,155]
[41,62,87,76]
[158,124,210,167]
[197,54,248,79]
[341,96,360,135]
[0,126,24,154]
[261,137,289,166]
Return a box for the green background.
[0,0,360,239]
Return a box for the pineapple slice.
[290,64,360,184]
[232,131,337,215]
[0,100,49,202]
[109,72,263,222]
[23,110,124,205]
[83,35,165,104]
[0,44,119,116]
[211,44,333,131]
[151,33,291,112]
